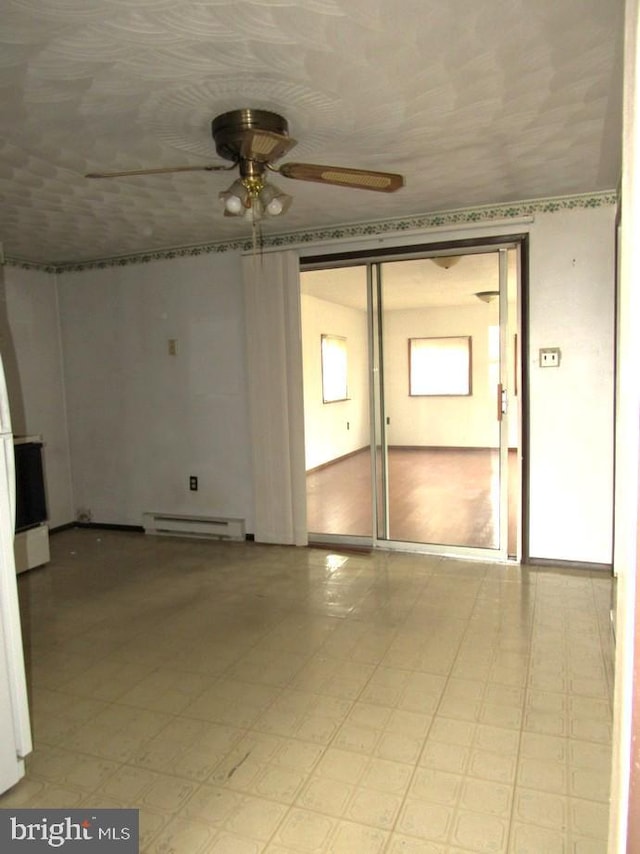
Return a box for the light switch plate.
[539,347,561,367]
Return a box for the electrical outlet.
[168,339,177,356]
[539,347,561,367]
[189,475,198,491]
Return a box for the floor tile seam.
[588,574,616,706]
[93,682,222,717]
[294,802,396,851]
[30,700,119,731]
[519,726,613,750]
[263,802,393,854]
[169,775,301,842]
[77,697,183,735]
[32,540,604,848]
[510,784,611,840]
[133,805,176,854]
[502,564,539,848]
[435,585,512,703]
[35,639,135,667]
[26,757,126,798]
[299,608,459,845]
[254,687,360,759]
[377,574,493,848]
[100,772,225,814]
[39,735,153,767]
[320,613,420,724]
[291,765,407,831]
[183,656,315,710]
[379,778,513,853]
[228,612,347,686]
[514,774,611,806]
[237,667,359,734]
[111,739,254,787]
[516,616,603,804]
[128,711,254,768]
[516,740,611,789]
[47,664,166,697]
[17,771,103,801]
[235,725,334,801]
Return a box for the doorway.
[301,241,523,560]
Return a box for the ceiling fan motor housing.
[211,109,290,163]
[87,107,403,195]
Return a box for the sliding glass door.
[301,265,373,540]
[301,243,521,559]
[372,249,515,557]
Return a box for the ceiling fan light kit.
[86,108,404,227]
[475,290,500,303]
[219,177,292,220]
[431,256,462,270]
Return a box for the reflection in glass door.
[301,245,520,559]
[374,250,514,556]
[301,265,373,541]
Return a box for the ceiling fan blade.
[85,164,233,179]
[278,162,404,192]
[239,129,297,162]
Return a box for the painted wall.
[297,204,615,563]
[301,293,369,469]
[384,304,501,449]
[528,205,615,564]
[302,298,515,456]
[56,253,253,530]
[610,1,640,847]
[1,265,73,528]
[4,202,616,565]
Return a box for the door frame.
[301,233,530,563]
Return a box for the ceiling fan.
[86,108,405,221]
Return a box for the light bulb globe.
[225,195,243,215]
[266,197,284,216]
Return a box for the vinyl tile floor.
[2,529,614,853]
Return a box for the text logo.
[0,810,138,851]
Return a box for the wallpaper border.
[6,190,617,274]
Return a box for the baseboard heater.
[142,513,245,541]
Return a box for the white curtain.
[242,250,307,545]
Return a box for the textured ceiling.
[301,251,518,310]
[1,0,624,266]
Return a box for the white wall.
[301,293,369,469]
[384,304,501,448]
[1,265,73,528]
[57,252,253,530]
[528,205,615,564]
[298,203,616,564]
[301,292,518,458]
[609,2,640,847]
[5,202,615,565]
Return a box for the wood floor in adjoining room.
[306,447,518,553]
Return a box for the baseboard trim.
[73,522,145,533]
[51,521,256,541]
[307,445,518,473]
[48,522,76,534]
[387,445,519,452]
[308,541,373,554]
[527,557,612,573]
[306,447,369,473]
